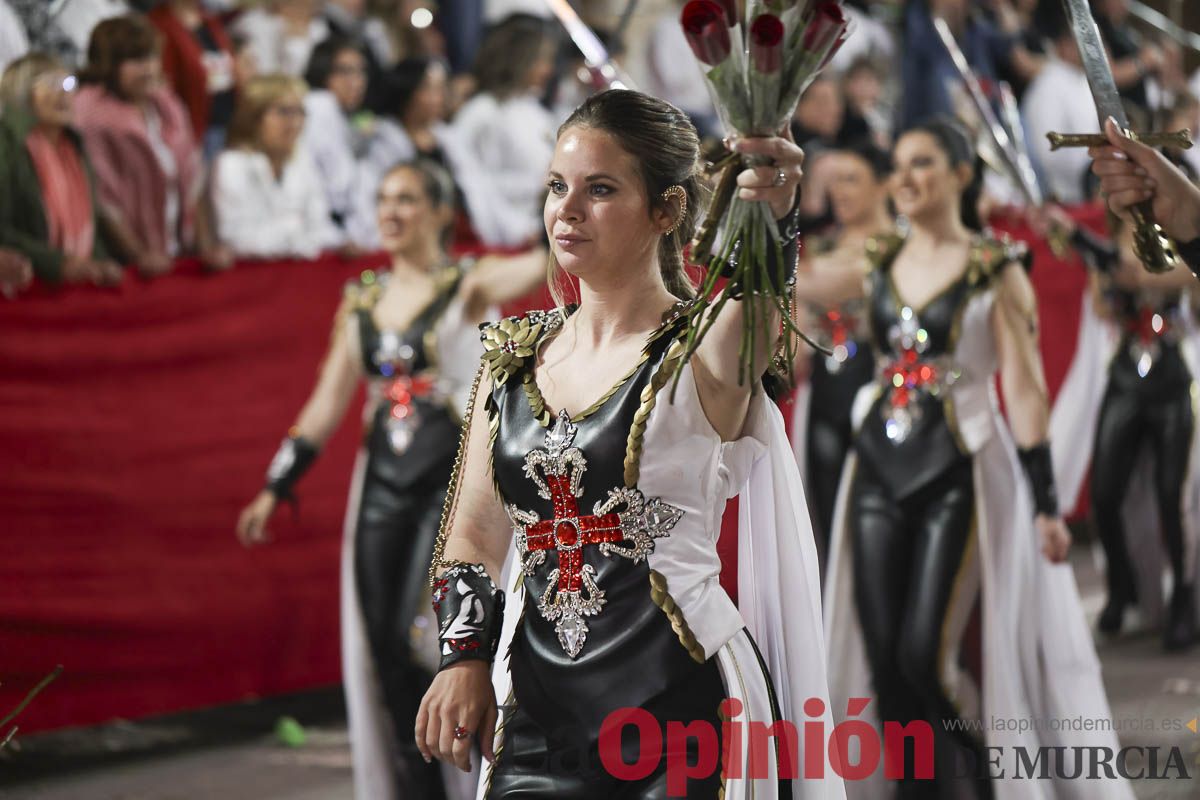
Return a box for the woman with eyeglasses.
[0,52,121,287]
[300,35,379,249]
[211,73,341,261]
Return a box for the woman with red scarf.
[0,53,121,287]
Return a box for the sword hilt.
[1128,203,1180,274]
[1046,129,1194,151]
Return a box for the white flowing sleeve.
[737,393,846,799]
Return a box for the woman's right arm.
[236,310,361,544]
[417,366,513,772]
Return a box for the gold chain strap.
[428,361,487,588]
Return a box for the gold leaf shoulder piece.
[864,231,905,272]
[436,262,464,293]
[967,233,1030,286]
[345,268,386,310]
[479,309,563,387]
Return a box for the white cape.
[824,288,1133,799]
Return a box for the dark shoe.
[1098,574,1137,635]
[1164,584,1197,652]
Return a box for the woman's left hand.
[1037,514,1072,564]
[731,131,806,220]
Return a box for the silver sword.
[932,17,1043,208]
[544,0,636,91]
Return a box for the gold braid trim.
[482,687,515,800]
[648,570,706,664]
[519,306,687,428]
[521,371,551,427]
[623,335,688,488]
[428,361,487,588]
[864,231,905,271]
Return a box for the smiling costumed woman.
[235,159,546,800]
[789,141,894,565]
[822,118,1132,800]
[416,89,844,799]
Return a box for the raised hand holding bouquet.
[680,0,850,385]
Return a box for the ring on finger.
[772,167,787,187]
[454,725,470,740]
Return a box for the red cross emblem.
[883,348,940,411]
[880,306,958,443]
[508,411,682,658]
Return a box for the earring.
[661,185,688,236]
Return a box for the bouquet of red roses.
[679,0,850,385]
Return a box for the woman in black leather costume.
[235,159,544,799]
[414,90,838,800]
[1090,224,1198,651]
[792,140,893,562]
[829,118,1091,799]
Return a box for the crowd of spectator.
[0,1,1196,298]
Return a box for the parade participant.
[791,139,893,561]
[823,118,1131,799]
[417,89,842,799]
[236,159,545,800]
[1066,221,1198,649]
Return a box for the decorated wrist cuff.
[433,562,505,670]
[264,433,319,501]
[1017,442,1059,517]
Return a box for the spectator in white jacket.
[450,14,557,247]
[364,56,535,249]
[299,35,378,248]
[212,73,340,259]
[233,0,328,78]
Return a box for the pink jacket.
[73,84,201,256]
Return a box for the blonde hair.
[226,73,308,150]
[0,53,66,116]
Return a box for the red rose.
[681,0,733,66]
[714,0,738,26]
[802,1,847,52]
[749,14,785,74]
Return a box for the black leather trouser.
[354,465,449,799]
[807,407,853,563]
[849,458,992,800]
[1091,379,1196,596]
[485,657,728,799]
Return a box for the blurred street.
[3,552,1198,800]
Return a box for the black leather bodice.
[1106,288,1193,395]
[853,236,1014,500]
[808,298,875,425]
[352,269,462,489]
[485,308,703,743]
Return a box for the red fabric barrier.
[0,214,1105,733]
[0,255,387,733]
